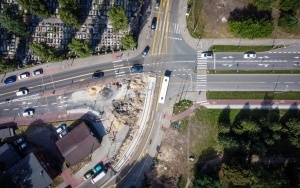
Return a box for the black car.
[4,76,17,84]
[151,17,157,30]
[142,46,150,57]
[131,64,143,73]
[92,71,104,79]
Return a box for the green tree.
[279,11,298,28]
[228,18,274,39]
[29,42,64,62]
[58,0,81,28]
[16,0,50,18]
[0,5,30,37]
[108,7,129,31]
[68,39,93,58]
[0,58,16,73]
[248,0,275,10]
[232,120,261,135]
[280,0,300,11]
[193,174,221,188]
[286,119,300,148]
[120,34,137,50]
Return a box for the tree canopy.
[247,0,275,10]
[68,38,93,58]
[108,7,129,31]
[0,4,30,37]
[280,0,300,11]
[120,34,137,50]
[29,42,64,62]
[16,0,50,18]
[58,0,81,28]
[279,11,298,29]
[228,18,274,39]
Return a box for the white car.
[56,124,67,134]
[16,89,28,96]
[244,52,256,59]
[23,110,34,117]
[33,69,43,76]
[200,52,214,59]
[18,72,30,80]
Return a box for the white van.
[91,171,106,184]
[16,89,28,96]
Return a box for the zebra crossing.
[196,51,207,91]
[112,60,126,77]
[157,22,181,34]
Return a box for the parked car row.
[4,69,43,85]
[14,137,28,151]
[56,124,68,138]
[84,162,107,180]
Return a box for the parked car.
[4,76,17,84]
[14,137,25,145]
[16,89,29,96]
[151,17,157,30]
[244,52,256,59]
[92,71,104,79]
[155,1,160,9]
[59,129,68,138]
[18,72,30,80]
[56,124,66,134]
[33,69,43,76]
[92,163,104,174]
[83,170,94,180]
[131,64,143,73]
[19,142,28,151]
[23,109,34,117]
[142,46,150,57]
[200,51,214,59]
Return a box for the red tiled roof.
[55,122,101,166]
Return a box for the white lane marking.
[42,104,48,106]
[284,82,294,84]
[52,103,57,105]
[33,106,38,108]
[4,109,9,111]
[13,108,19,110]
[113,60,122,63]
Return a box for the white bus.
[158,76,170,104]
[91,171,106,184]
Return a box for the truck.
[91,171,106,184]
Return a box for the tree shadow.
[228,4,272,22]
[232,102,251,126]
[218,105,230,125]
[280,102,299,125]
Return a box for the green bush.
[108,7,129,31]
[68,39,93,58]
[248,0,275,10]
[228,18,274,39]
[280,0,300,11]
[279,11,298,28]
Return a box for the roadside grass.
[207,91,300,100]
[171,116,190,133]
[208,45,283,52]
[207,70,300,74]
[186,0,205,38]
[50,176,64,188]
[173,99,193,115]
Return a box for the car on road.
[18,72,30,80]
[151,17,157,30]
[92,163,104,174]
[19,142,28,151]
[84,170,94,180]
[142,46,150,57]
[59,129,68,138]
[92,70,104,79]
[14,137,25,145]
[23,109,34,117]
[33,69,43,76]
[131,64,143,73]
[200,51,214,59]
[244,52,256,59]
[16,89,29,96]
[4,76,17,84]
[56,124,67,134]
[155,0,160,9]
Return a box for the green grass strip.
[207,70,300,74]
[208,45,283,52]
[207,91,300,100]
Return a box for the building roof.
[6,152,53,188]
[0,143,21,171]
[0,127,15,139]
[55,122,101,166]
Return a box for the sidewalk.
[178,0,300,51]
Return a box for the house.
[2,151,59,188]
[0,143,21,171]
[0,126,15,140]
[55,122,101,166]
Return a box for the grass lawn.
[208,45,283,52]
[50,176,64,188]
[173,99,193,115]
[207,91,300,100]
[186,0,205,38]
[207,70,300,74]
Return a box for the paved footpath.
[164,100,300,122]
